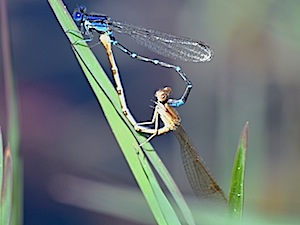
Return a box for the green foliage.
[0,130,13,225]
[1,0,22,223]
[228,122,248,220]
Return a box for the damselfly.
[73,5,213,107]
[137,87,227,202]
[99,34,226,202]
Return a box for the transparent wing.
[110,21,213,62]
[174,125,227,203]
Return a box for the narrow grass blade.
[0,0,22,224]
[135,147,182,225]
[142,143,197,225]
[228,122,249,219]
[1,144,13,225]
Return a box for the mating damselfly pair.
[72,5,226,203]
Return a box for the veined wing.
[174,125,227,203]
[110,20,213,62]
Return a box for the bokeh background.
[1,0,300,224]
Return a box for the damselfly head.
[155,87,172,103]
[73,5,86,22]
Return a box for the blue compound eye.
[73,12,82,21]
[73,5,86,21]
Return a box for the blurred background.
[1,0,300,224]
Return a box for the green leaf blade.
[228,122,249,219]
[1,145,13,225]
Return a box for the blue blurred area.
[1,0,300,224]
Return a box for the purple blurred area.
[1,0,300,224]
